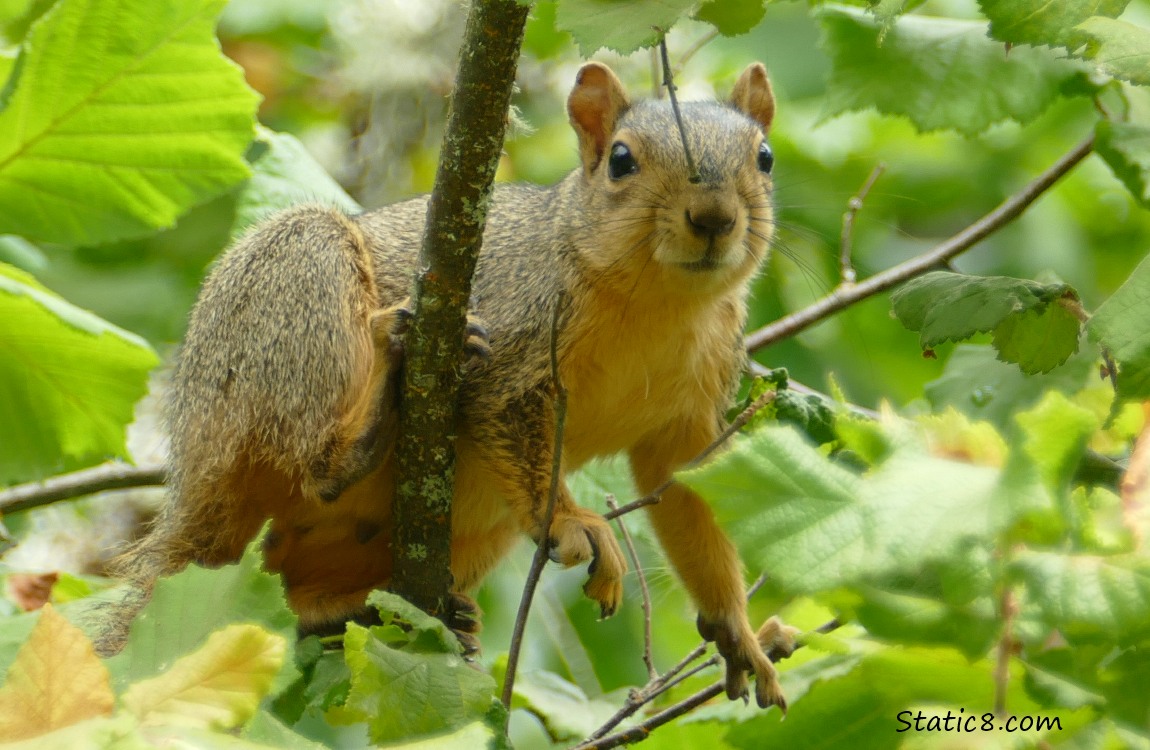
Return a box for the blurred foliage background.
[3,0,1150,746]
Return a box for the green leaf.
[233,127,361,238]
[510,671,623,742]
[681,426,1021,593]
[991,301,1081,374]
[773,389,837,445]
[979,0,1130,49]
[892,271,1074,350]
[818,4,1084,135]
[0,263,158,485]
[105,536,297,691]
[925,344,1094,433]
[554,0,696,55]
[365,590,460,654]
[695,0,766,37]
[1015,390,1099,496]
[1088,252,1150,400]
[1096,119,1150,207]
[328,623,501,745]
[851,570,999,658]
[1075,16,1150,87]
[1013,550,1150,645]
[0,0,258,245]
[867,0,911,36]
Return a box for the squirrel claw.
[443,592,483,658]
[464,315,491,364]
[698,612,788,713]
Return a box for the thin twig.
[649,46,661,99]
[658,36,700,184]
[673,27,719,77]
[577,617,844,750]
[602,389,776,521]
[0,463,165,515]
[606,495,657,680]
[584,574,770,742]
[839,163,886,285]
[501,295,569,710]
[994,583,1017,717]
[745,135,1095,352]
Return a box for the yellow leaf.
[0,603,114,741]
[121,623,286,730]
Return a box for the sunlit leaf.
[122,624,286,730]
[1076,16,1150,87]
[0,604,113,742]
[979,0,1130,49]
[0,0,257,244]
[0,263,158,485]
[106,537,296,691]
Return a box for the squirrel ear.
[730,63,775,134]
[568,62,630,172]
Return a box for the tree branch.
[391,0,529,615]
[583,574,769,742]
[0,463,165,515]
[745,135,1095,353]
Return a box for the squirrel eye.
[757,141,774,174]
[607,142,639,180]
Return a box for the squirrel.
[107,61,795,711]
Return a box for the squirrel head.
[567,62,776,301]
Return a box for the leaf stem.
[840,162,886,285]
[659,35,701,184]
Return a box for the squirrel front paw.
[463,315,492,366]
[544,506,627,618]
[697,613,795,712]
[370,302,490,367]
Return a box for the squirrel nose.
[685,203,736,238]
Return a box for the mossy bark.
[391,0,529,616]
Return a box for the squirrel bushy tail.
[101,206,398,649]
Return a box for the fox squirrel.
[110,61,794,710]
